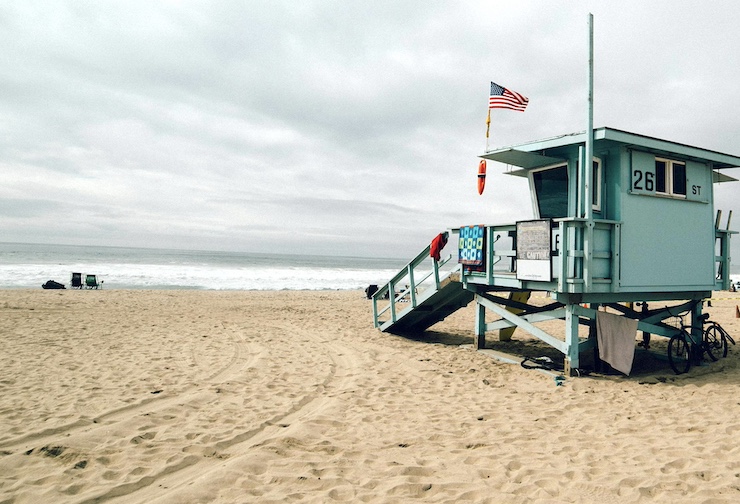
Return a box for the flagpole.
[583,12,595,292]
[585,13,594,221]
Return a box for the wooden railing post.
[408,264,417,307]
[389,280,396,323]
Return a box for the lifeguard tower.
[372,127,738,374]
[372,14,738,375]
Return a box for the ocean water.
[3,242,737,291]
[0,242,405,291]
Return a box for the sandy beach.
[2,289,740,503]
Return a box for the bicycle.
[667,312,712,375]
[702,316,736,360]
[667,311,736,374]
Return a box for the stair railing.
[372,230,459,328]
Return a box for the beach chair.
[71,272,83,289]
[85,274,102,289]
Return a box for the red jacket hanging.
[430,233,448,261]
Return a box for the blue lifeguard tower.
[372,126,738,374]
[372,14,738,375]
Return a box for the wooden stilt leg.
[475,296,486,350]
[564,304,580,376]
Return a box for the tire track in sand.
[93,322,368,504]
[0,323,259,452]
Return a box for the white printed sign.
[516,219,552,281]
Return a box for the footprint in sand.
[130,431,157,444]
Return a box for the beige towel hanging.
[596,311,638,375]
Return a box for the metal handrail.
[372,231,457,328]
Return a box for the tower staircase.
[372,233,474,334]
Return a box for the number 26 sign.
[631,169,655,192]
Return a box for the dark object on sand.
[365,284,378,299]
[42,280,66,290]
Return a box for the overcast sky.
[2,1,740,259]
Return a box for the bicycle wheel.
[668,332,692,374]
[704,324,728,360]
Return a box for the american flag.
[489,82,529,111]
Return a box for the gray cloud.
[2,1,740,261]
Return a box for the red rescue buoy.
[477,159,487,195]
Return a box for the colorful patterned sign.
[458,225,486,266]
